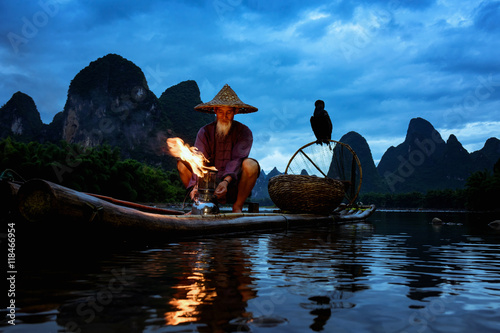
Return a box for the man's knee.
[242,158,260,178]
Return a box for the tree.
[0,137,185,203]
[465,167,498,211]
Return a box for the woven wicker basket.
[268,174,346,214]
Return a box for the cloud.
[0,0,498,173]
[474,0,500,32]
[251,127,312,173]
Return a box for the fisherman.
[177,84,260,213]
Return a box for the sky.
[1,0,499,173]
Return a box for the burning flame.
[166,138,217,177]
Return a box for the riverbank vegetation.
[0,137,185,203]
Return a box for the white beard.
[216,121,231,140]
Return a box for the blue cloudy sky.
[1,0,499,173]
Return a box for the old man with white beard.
[177,84,260,213]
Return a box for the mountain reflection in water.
[3,211,500,333]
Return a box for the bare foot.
[232,205,243,213]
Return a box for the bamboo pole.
[16,179,316,235]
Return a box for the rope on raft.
[86,193,185,215]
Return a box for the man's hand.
[214,179,229,200]
[190,187,199,201]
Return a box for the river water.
[2,211,500,333]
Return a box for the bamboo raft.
[2,179,375,237]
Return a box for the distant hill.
[60,53,169,167]
[251,167,282,205]
[0,54,212,170]
[0,92,43,142]
[377,117,500,193]
[336,131,389,193]
[158,80,213,145]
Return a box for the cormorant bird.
[310,100,332,145]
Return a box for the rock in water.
[432,217,443,225]
[488,220,500,230]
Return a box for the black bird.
[310,100,332,145]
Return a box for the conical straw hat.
[194,84,258,114]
